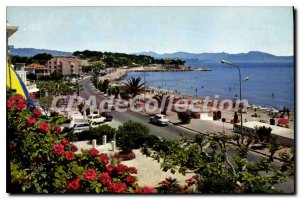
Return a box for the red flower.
[100,153,109,165]
[15,99,27,111]
[128,167,137,174]
[8,143,15,150]
[33,109,42,117]
[116,164,128,175]
[15,94,24,100]
[106,165,115,173]
[52,143,65,155]
[26,117,36,126]
[71,144,78,152]
[54,126,62,133]
[39,122,50,133]
[99,172,111,185]
[83,169,97,181]
[125,174,136,185]
[29,92,35,99]
[65,151,75,161]
[89,148,99,157]
[7,100,13,109]
[67,178,81,192]
[161,180,171,185]
[61,138,69,146]
[108,182,127,193]
[135,186,156,193]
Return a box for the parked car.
[100,112,113,121]
[87,114,106,124]
[90,121,104,129]
[150,114,169,126]
[73,122,90,133]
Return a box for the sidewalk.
[165,111,235,135]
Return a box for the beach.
[98,67,295,135]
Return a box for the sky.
[7,7,294,56]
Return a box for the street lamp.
[220,60,243,143]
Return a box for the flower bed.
[7,93,147,193]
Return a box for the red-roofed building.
[24,63,49,75]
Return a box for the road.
[79,76,197,140]
[78,76,294,193]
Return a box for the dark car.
[100,112,113,121]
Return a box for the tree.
[30,53,53,65]
[153,92,171,114]
[98,79,110,94]
[255,126,272,145]
[117,120,149,152]
[142,133,293,193]
[123,77,144,97]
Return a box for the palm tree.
[123,77,144,97]
[153,92,171,114]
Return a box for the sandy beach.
[98,67,294,133]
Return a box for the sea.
[124,62,295,110]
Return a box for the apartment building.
[47,57,82,75]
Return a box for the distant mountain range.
[10,48,293,63]
[10,48,72,57]
[137,51,293,63]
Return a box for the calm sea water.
[124,62,294,110]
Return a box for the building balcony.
[26,83,39,93]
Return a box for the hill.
[10,48,72,57]
[137,51,293,63]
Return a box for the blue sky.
[7,7,294,56]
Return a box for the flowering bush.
[155,177,193,193]
[7,93,141,193]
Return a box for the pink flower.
[161,180,171,185]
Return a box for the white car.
[73,122,90,133]
[87,114,106,124]
[90,121,104,129]
[150,114,169,126]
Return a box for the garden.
[7,92,294,193]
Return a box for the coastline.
[97,67,294,129]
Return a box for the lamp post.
[220,60,243,143]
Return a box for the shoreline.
[98,67,294,118]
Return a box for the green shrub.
[177,111,192,124]
[255,126,272,143]
[76,124,116,143]
[117,120,149,152]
